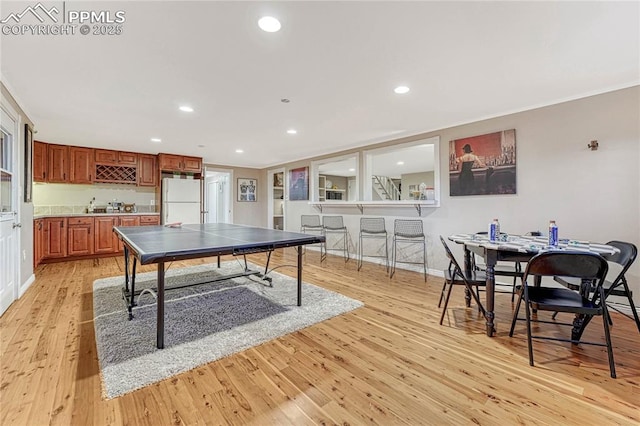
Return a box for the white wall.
[282,87,640,305]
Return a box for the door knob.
[12,223,22,229]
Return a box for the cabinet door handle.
[61,221,64,228]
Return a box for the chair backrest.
[301,215,321,228]
[360,217,386,234]
[603,240,637,289]
[323,215,345,230]
[394,220,424,238]
[523,251,608,284]
[439,236,463,276]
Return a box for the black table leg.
[297,245,302,306]
[157,261,165,349]
[484,250,497,337]
[124,246,130,292]
[463,247,472,307]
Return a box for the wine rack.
[95,164,137,184]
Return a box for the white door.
[203,168,232,224]
[0,105,20,316]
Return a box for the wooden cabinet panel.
[158,153,202,174]
[158,154,183,172]
[94,216,119,254]
[182,156,202,173]
[118,216,140,227]
[138,154,158,187]
[117,216,140,251]
[140,215,160,226]
[33,141,48,182]
[69,147,93,184]
[34,219,44,267]
[44,217,67,259]
[94,149,118,164]
[118,151,138,165]
[68,217,94,256]
[47,144,68,183]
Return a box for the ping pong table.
[113,223,325,349]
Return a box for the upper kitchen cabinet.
[158,153,202,174]
[69,146,94,184]
[47,144,68,183]
[33,141,48,182]
[137,154,158,187]
[94,149,138,166]
[94,148,138,184]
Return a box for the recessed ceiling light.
[150,138,161,143]
[258,16,281,32]
[286,129,297,134]
[397,161,405,165]
[349,168,355,172]
[235,149,244,153]
[394,86,410,94]
[179,105,194,112]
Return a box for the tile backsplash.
[34,204,156,215]
[33,183,157,213]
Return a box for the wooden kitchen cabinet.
[139,215,160,226]
[158,153,202,174]
[47,144,69,183]
[67,217,94,256]
[43,217,67,259]
[94,216,119,254]
[94,149,138,166]
[34,219,44,267]
[118,216,140,227]
[117,216,141,251]
[118,151,138,165]
[33,141,48,182]
[137,154,158,187]
[69,146,94,184]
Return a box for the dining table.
[448,233,620,337]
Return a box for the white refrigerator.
[162,178,202,225]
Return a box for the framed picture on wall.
[288,167,309,201]
[24,124,33,203]
[237,178,257,202]
[449,129,517,196]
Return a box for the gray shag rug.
[93,261,363,399]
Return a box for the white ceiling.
[2,1,638,169]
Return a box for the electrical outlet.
[150,199,155,206]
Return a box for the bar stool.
[322,215,349,262]
[390,219,427,282]
[357,217,389,272]
[300,215,325,259]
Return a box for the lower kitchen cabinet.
[140,215,160,226]
[44,217,67,259]
[94,216,120,254]
[36,214,161,262]
[34,219,44,267]
[68,217,94,256]
[117,216,140,251]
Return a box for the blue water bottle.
[489,218,499,242]
[548,220,558,247]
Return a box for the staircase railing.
[372,175,400,200]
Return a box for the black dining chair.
[553,240,639,333]
[439,236,486,325]
[509,251,616,378]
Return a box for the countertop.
[34,212,160,219]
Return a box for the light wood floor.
[1,249,639,425]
